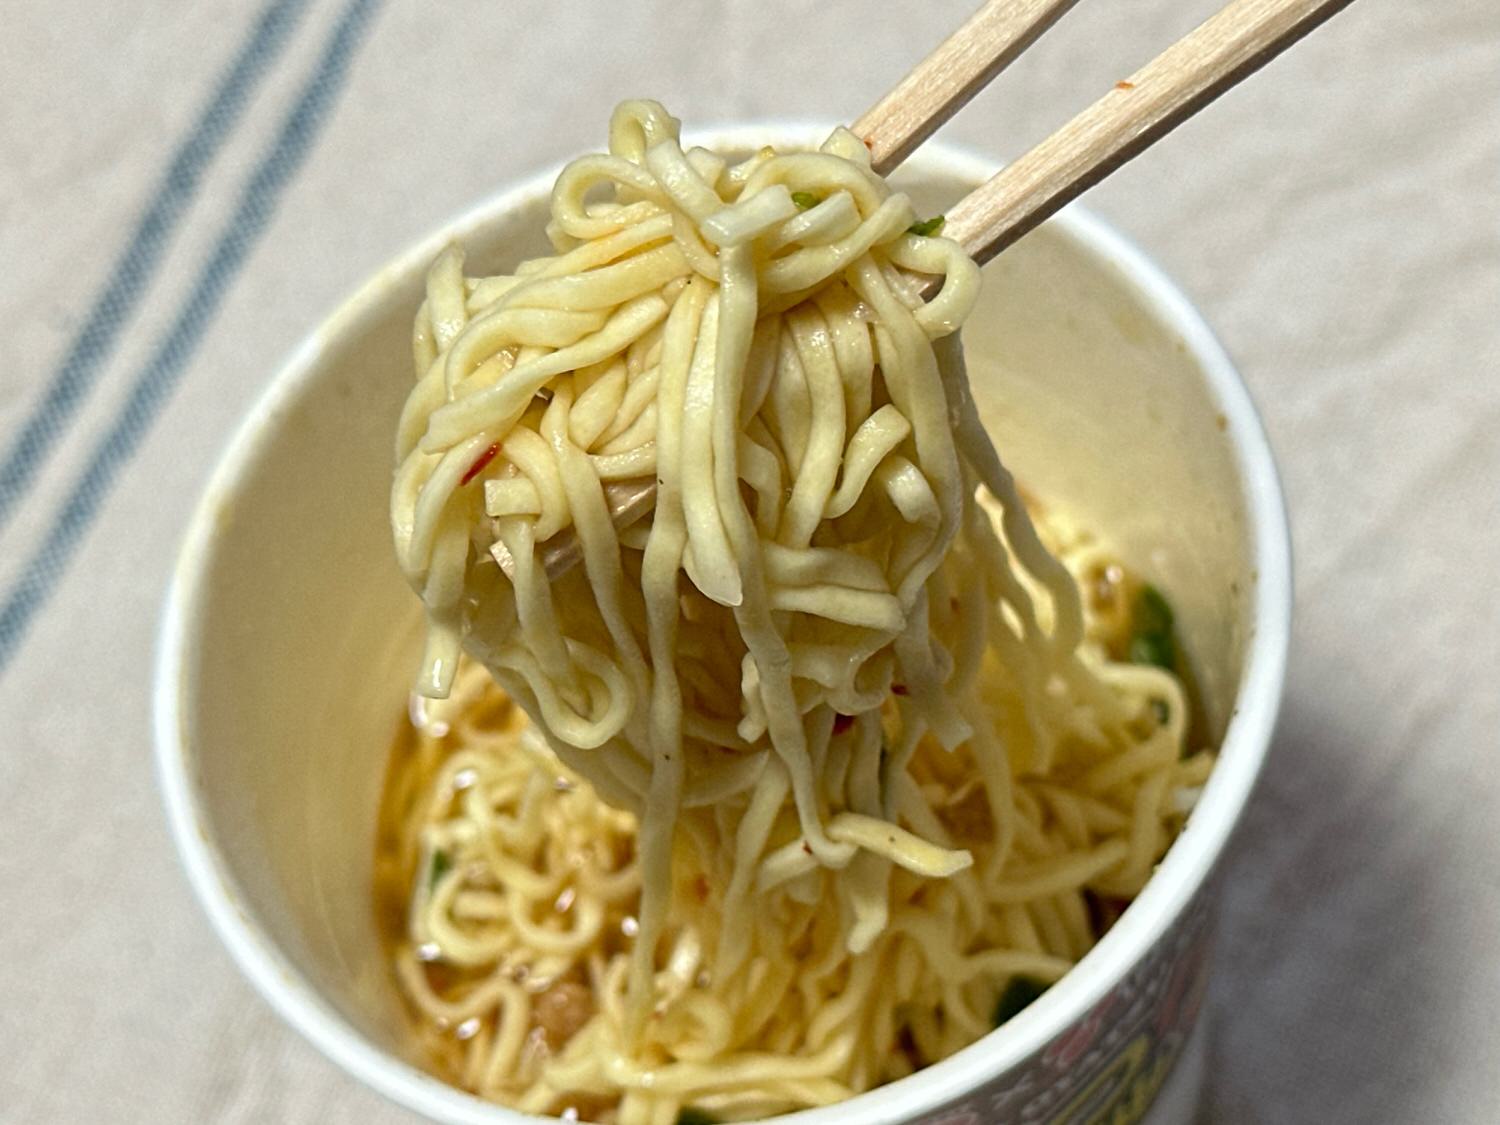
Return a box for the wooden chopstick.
[945,0,1357,264]
[854,0,1084,176]
[490,480,655,580]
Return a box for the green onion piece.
[1136,584,1174,634]
[994,974,1048,1027]
[1129,632,1175,670]
[1151,698,1170,725]
[1128,584,1177,671]
[677,1110,719,1125]
[907,215,946,237]
[790,191,821,210]
[428,849,452,891]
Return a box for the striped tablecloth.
[2,1,1497,1121]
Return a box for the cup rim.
[154,126,1291,1125]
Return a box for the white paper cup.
[155,129,1290,1125]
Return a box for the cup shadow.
[1197,691,1465,1124]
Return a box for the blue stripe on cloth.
[0,0,385,675]
[0,0,311,534]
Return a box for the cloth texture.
[1,1,1496,1121]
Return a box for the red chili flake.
[460,442,500,486]
[692,874,710,903]
[891,684,909,696]
[801,841,814,855]
[832,713,856,734]
[1116,80,1136,90]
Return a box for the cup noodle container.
[156,129,1289,1125]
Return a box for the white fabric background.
[1,1,1496,1121]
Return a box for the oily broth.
[373,684,634,1121]
[372,703,470,1083]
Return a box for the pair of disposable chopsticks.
[858,0,1355,262]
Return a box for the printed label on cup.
[914,882,1214,1125]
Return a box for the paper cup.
[155,129,1290,1125]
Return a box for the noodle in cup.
[155,127,1290,1125]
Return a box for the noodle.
[386,100,1212,1123]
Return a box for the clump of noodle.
[390,100,1213,1122]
